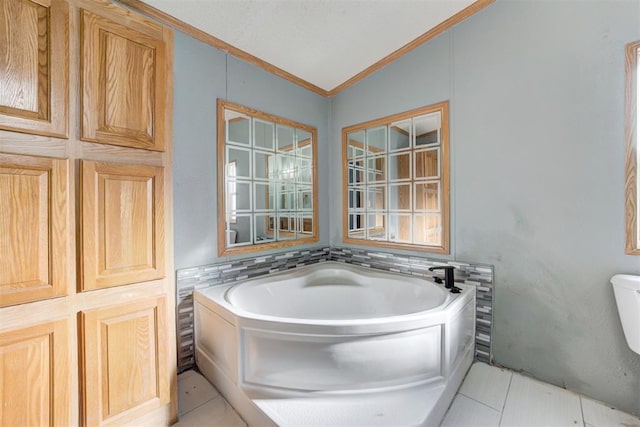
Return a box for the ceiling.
[139,0,487,93]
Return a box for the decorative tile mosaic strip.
[175,245,494,372]
[176,247,331,372]
[330,246,494,364]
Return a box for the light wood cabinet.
[79,297,169,426]
[81,8,169,151]
[81,160,165,291]
[0,0,176,425]
[0,319,71,426]
[0,153,70,308]
[0,0,68,138]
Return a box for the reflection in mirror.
[367,156,386,182]
[297,130,313,158]
[389,184,411,211]
[227,147,250,178]
[414,112,440,147]
[415,182,440,211]
[367,126,386,152]
[218,99,318,255]
[415,148,439,179]
[254,119,274,150]
[343,101,449,253]
[254,214,275,243]
[254,182,273,210]
[389,119,410,151]
[228,215,252,245]
[389,213,412,243]
[277,124,295,151]
[226,110,251,146]
[389,152,411,180]
[254,151,273,180]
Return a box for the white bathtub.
[193,261,476,426]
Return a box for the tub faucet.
[428,266,461,293]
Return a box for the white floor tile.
[582,396,640,427]
[178,370,198,381]
[178,370,220,416]
[175,396,247,427]
[459,362,512,411]
[500,373,582,427]
[440,394,502,427]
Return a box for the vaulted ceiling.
[128,0,494,96]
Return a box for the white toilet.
[611,274,640,355]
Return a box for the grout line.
[497,371,514,426]
[440,359,479,423]
[179,394,222,418]
[579,396,587,427]
[457,392,503,414]
[500,372,514,412]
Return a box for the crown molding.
[116,0,495,98]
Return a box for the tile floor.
[174,370,247,427]
[442,363,640,427]
[176,363,640,427]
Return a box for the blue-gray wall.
[330,0,640,414]
[173,0,640,414]
[173,31,330,270]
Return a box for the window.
[217,99,318,256]
[343,102,450,253]
[626,41,640,254]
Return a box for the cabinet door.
[79,297,169,426]
[0,0,68,137]
[81,160,165,291]
[0,153,69,307]
[80,9,168,151]
[0,319,70,426]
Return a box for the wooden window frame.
[626,41,640,254]
[342,102,450,254]
[217,99,319,256]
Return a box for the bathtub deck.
[176,363,640,427]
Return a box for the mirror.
[343,101,450,253]
[218,99,318,256]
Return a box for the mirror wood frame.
[626,41,640,254]
[342,101,450,254]
[217,99,319,256]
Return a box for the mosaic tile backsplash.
[330,247,494,364]
[176,247,332,371]
[176,246,493,373]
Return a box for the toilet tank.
[611,274,640,355]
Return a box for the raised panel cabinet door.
[0,319,70,426]
[0,153,69,307]
[80,8,168,151]
[79,297,169,426]
[0,0,68,137]
[81,160,165,290]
